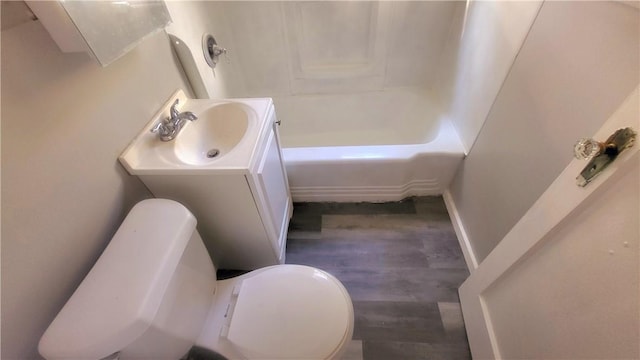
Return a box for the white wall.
[1,17,191,359]
[447,1,640,265]
[441,0,542,153]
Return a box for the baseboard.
[443,189,478,272]
[290,179,441,202]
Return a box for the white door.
[460,87,639,359]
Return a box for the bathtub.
[274,89,466,202]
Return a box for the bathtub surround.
[286,197,471,360]
[276,90,442,148]
[170,2,468,202]
[1,18,192,360]
[446,1,640,266]
[163,2,469,202]
[441,1,543,153]
[207,1,460,97]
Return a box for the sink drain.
[207,149,220,158]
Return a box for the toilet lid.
[227,265,352,360]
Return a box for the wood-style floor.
[285,197,471,360]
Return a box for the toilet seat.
[226,265,353,360]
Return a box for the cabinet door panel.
[256,128,289,251]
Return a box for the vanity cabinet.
[138,104,292,270]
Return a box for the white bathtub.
[274,89,465,202]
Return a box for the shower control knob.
[202,34,228,69]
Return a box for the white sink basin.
[119,89,274,175]
[174,103,249,165]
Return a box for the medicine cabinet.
[26,0,171,67]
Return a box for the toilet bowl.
[38,199,354,360]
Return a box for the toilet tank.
[39,199,217,360]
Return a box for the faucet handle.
[170,99,180,119]
[150,121,163,133]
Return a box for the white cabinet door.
[255,125,291,256]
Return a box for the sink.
[174,103,249,165]
[119,89,275,175]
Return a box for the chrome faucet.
[150,99,197,141]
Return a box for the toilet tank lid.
[38,199,197,360]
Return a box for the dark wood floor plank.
[288,213,322,232]
[320,266,468,302]
[287,229,428,269]
[353,301,447,343]
[292,199,417,216]
[363,341,471,360]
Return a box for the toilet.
[38,199,354,360]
